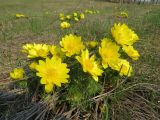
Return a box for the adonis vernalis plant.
[9,22,140,118]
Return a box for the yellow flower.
[60,21,71,29]
[60,34,85,57]
[80,13,85,19]
[114,59,132,77]
[49,45,65,59]
[35,57,70,93]
[60,17,65,21]
[111,23,139,46]
[85,9,89,13]
[66,15,71,19]
[122,45,140,60]
[28,44,49,58]
[59,13,65,21]
[99,38,120,69]
[10,68,24,80]
[87,41,98,48]
[29,62,38,70]
[15,13,25,18]
[88,11,93,14]
[74,17,79,22]
[23,43,49,58]
[22,44,34,53]
[76,49,103,81]
[73,12,78,17]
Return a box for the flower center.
[85,59,94,69]
[46,68,57,78]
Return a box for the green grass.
[0,0,160,119]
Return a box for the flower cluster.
[111,23,140,61]
[10,23,140,94]
[59,12,85,29]
[59,9,99,29]
[59,12,85,22]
